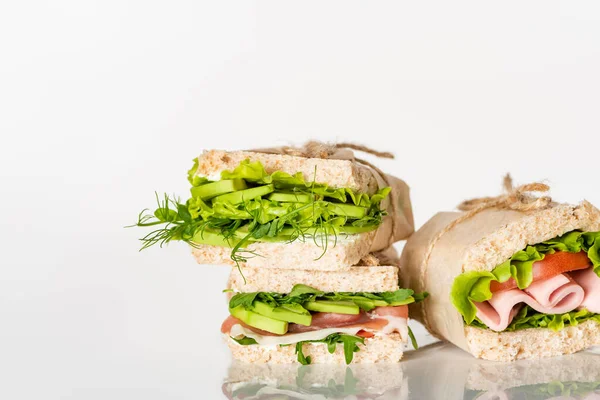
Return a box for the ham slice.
[474,273,585,332]
[570,267,600,313]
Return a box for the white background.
[1,1,600,399]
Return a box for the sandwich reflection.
[404,342,600,400]
[223,344,600,399]
[223,362,408,399]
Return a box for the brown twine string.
[254,141,399,248]
[418,174,553,333]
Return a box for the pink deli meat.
[474,273,586,331]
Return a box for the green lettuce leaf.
[452,230,600,325]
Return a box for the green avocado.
[267,192,314,203]
[252,301,312,326]
[305,300,360,315]
[190,179,247,200]
[213,184,274,205]
[229,306,288,335]
[326,203,368,219]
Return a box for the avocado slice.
[190,179,247,200]
[229,306,288,335]
[252,301,312,326]
[304,300,360,315]
[268,192,314,203]
[213,184,274,205]
[326,203,368,219]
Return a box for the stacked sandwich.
[134,143,422,364]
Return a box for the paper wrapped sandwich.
[133,142,414,271]
[221,249,425,364]
[223,362,407,399]
[406,342,600,400]
[401,176,600,361]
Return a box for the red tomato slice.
[490,251,591,293]
[356,330,375,338]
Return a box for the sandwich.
[221,250,426,364]
[133,144,414,271]
[406,341,600,400]
[400,177,600,361]
[223,362,407,400]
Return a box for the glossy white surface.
[2,1,600,399]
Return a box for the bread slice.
[224,361,406,399]
[191,230,377,271]
[400,200,600,359]
[224,333,404,364]
[196,149,378,194]
[465,319,600,362]
[227,264,400,293]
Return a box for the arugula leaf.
[293,333,365,365]
[228,292,259,309]
[407,326,419,349]
[231,336,258,345]
[452,230,600,325]
[228,285,426,315]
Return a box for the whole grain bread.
[465,320,600,362]
[400,200,600,359]
[225,333,404,364]
[192,231,377,271]
[228,264,400,293]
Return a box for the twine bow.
[457,174,552,213]
[418,174,553,333]
[274,141,394,160]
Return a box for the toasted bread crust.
[465,320,600,361]
[227,265,400,293]
[196,150,378,193]
[225,333,404,364]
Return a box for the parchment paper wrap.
[253,141,414,251]
[400,201,600,354]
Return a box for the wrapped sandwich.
[401,176,600,361]
[133,142,414,271]
[221,249,426,364]
[406,342,600,400]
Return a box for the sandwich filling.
[452,231,600,332]
[134,159,390,265]
[221,284,426,364]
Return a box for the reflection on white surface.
[404,343,600,400]
[223,362,407,399]
[224,343,600,399]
